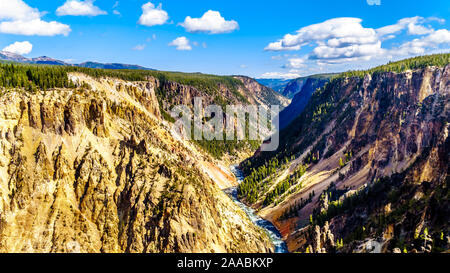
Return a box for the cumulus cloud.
[169,37,192,51]
[265,16,448,72]
[0,0,70,36]
[264,17,384,64]
[279,18,383,63]
[389,29,450,56]
[138,2,169,27]
[283,58,306,69]
[376,16,434,37]
[310,41,384,63]
[2,41,33,55]
[264,41,301,51]
[262,16,449,79]
[0,0,40,21]
[56,0,107,16]
[180,10,239,34]
[0,19,71,36]
[266,18,380,58]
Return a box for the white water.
[225,165,288,253]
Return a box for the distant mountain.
[276,74,335,130]
[281,73,336,99]
[30,56,68,66]
[0,51,29,63]
[0,51,154,71]
[78,62,154,70]
[256,78,291,93]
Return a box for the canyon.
[240,54,450,253]
[0,71,279,253]
[0,54,449,253]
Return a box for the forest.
[0,61,257,158]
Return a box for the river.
[224,165,288,253]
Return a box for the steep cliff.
[256,79,291,94]
[280,74,335,99]
[278,77,331,129]
[233,76,290,108]
[239,54,450,253]
[0,73,274,253]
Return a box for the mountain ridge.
[0,50,155,71]
[278,76,331,129]
[0,68,275,253]
[280,74,337,99]
[239,53,450,253]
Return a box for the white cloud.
[283,58,306,69]
[310,41,384,62]
[381,34,396,41]
[376,16,434,37]
[265,17,381,62]
[263,16,448,78]
[367,0,381,5]
[146,34,157,42]
[138,2,169,27]
[2,41,33,55]
[265,40,301,51]
[284,18,376,48]
[112,1,120,15]
[407,24,433,35]
[0,0,70,36]
[133,44,146,51]
[389,29,450,57]
[428,17,445,24]
[180,10,238,34]
[425,29,450,44]
[0,19,71,36]
[56,0,106,16]
[271,55,283,60]
[260,71,302,79]
[0,0,40,21]
[169,37,192,51]
[266,16,448,71]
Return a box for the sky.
[0,0,449,79]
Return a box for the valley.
[0,53,448,253]
[239,54,450,253]
[0,66,279,253]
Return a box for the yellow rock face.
[0,74,273,253]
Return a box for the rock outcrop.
[278,77,330,129]
[279,74,335,99]
[233,76,290,109]
[241,58,450,253]
[0,73,274,253]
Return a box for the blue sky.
[0,0,449,79]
